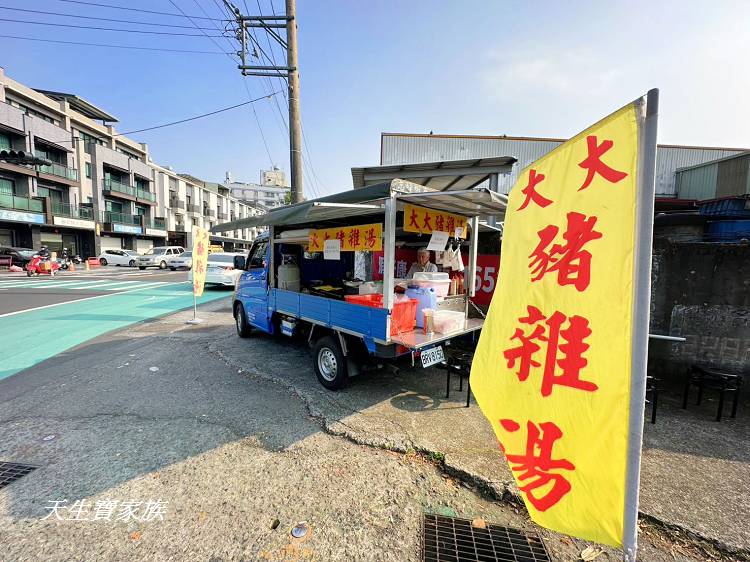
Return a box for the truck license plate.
[420,346,445,368]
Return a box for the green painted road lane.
[0,282,231,381]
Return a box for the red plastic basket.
[344,294,417,335]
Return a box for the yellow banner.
[470,103,641,547]
[308,223,382,252]
[403,203,467,235]
[191,226,210,297]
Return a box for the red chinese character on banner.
[503,305,597,397]
[310,232,320,250]
[446,215,455,234]
[364,228,377,249]
[408,208,420,230]
[195,261,205,275]
[499,419,575,511]
[422,212,433,231]
[348,228,360,249]
[518,169,552,211]
[335,230,346,244]
[578,135,628,191]
[528,212,602,292]
[197,241,204,255]
[324,231,331,241]
[435,214,445,232]
[193,280,201,293]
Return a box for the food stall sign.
[308,223,382,252]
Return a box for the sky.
[1,0,748,198]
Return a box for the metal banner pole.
[623,88,659,562]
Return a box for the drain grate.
[422,513,551,562]
[0,462,38,489]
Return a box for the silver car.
[136,246,184,270]
[168,250,192,270]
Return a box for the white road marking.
[0,282,187,318]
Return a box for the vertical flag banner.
[470,92,658,553]
[191,226,210,297]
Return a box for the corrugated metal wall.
[675,163,718,200]
[381,134,746,197]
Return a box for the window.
[135,177,149,190]
[169,177,178,190]
[0,133,11,151]
[0,178,13,196]
[248,240,267,269]
[85,163,92,178]
[76,130,106,147]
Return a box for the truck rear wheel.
[313,335,348,390]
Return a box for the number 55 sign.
[464,254,500,306]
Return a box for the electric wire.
[0,6,224,30]
[0,16,227,37]
[178,0,276,171]
[0,34,226,54]
[259,0,326,196]
[114,93,281,135]
[55,0,225,20]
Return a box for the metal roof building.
[379,133,749,198]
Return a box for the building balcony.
[187,203,200,214]
[144,217,166,230]
[203,209,215,218]
[0,193,45,213]
[173,224,186,232]
[169,194,185,209]
[100,210,142,226]
[217,211,228,219]
[37,162,79,182]
[103,178,137,199]
[52,202,94,220]
[136,188,156,204]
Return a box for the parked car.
[136,246,185,270]
[168,250,192,271]
[188,252,243,287]
[0,247,36,268]
[98,249,140,267]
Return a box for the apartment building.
[225,167,290,212]
[153,169,261,251]
[0,67,259,257]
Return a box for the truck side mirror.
[234,255,246,270]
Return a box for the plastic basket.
[344,294,417,335]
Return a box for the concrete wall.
[650,238,750,390]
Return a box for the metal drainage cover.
[0,462,38,489]
[422,513,551,562]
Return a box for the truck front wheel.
[234,302,252,338]
[313,335,348,390]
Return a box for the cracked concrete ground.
[0,299,746,561]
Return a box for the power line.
[0,17,228,37]
[115,92,281,135]
[0,33,226,54]
[55,0,225,21]
[176,0,277,173]
[0,6,223,30]
[168,0,235,60]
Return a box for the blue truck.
[223,180,509,390]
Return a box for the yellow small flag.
[191,226,210,297]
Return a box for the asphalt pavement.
[0,267,233,380]
[0,303,735,562]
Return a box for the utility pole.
[227,0,304,203]
[286,0,303,204]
